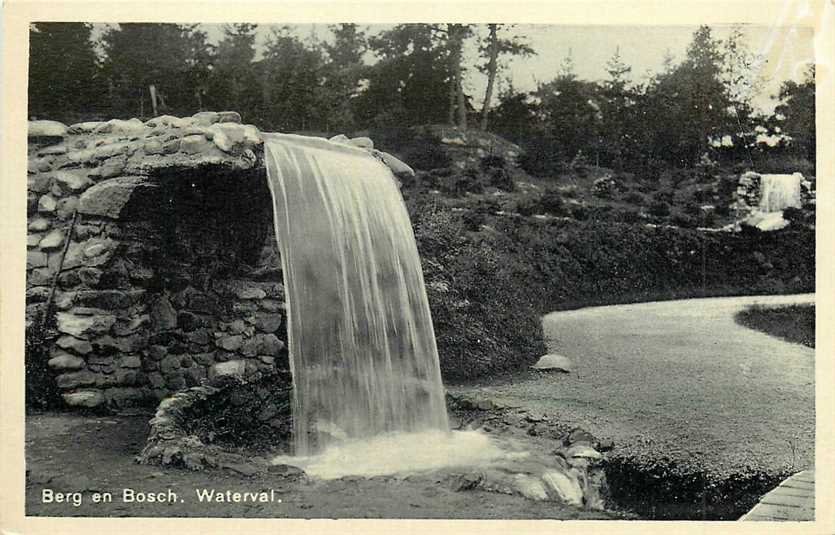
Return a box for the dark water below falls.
[263,133,449,456]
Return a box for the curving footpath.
[454,294,815,484]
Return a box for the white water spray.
[758,173,802,213]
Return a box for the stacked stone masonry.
[28,112,418,412]
[26,112,288,411]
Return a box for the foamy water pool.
[271,429,528,480]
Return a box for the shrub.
[366,126,418,152]
[652,190,675,204]
[570,204,590,220]
[717,175,739,198]
[623,191,645,205]
[540,188,567,215]
[560,185,580,199]
[411,203,546,379]
[398,132,452,170]
[671,213,697,228]
[691,188,715,204]
[782,207,806,225]
[591,175,620,198]
[518,137,566,177]
[612,208,642,224]
[670,169,694,187]
[430,167,454,178]
[461,209,487,231]
[489,167,515,191]
[476,196,502,214]
[25,313,62,411]
[515,196,540,216]
[443,167,484,196]
[480,155,507,170]
[648,200,671,217]
[683,202,702,216]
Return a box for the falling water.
[758,173,802,213]
[262,133,449,455]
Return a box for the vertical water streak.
[262,133,449,455]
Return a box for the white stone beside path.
[740,469,814,521]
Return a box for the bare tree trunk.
[448,71,456,125]
[455,56,467,129]
[447,24,468,128]
[480,24,499,131]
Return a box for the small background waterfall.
[263,133,449,455]
[758,173,802,213]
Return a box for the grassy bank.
[409,191,815,380]
[735,304,815,348]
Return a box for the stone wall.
[26,112,414,412]
[26,112,285,411]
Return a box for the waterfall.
[758,173,802,213]
[262,133,449,455]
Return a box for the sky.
[93,23,815,114]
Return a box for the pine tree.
[208,23,260,118]
[600,47,634,168]
[775,65,815,163]
[320,24,369,132]
[355,24,452,127]
[477,24,535,130]
[257,26,328,132]
[28,22,100,121]
[100,23,197,118]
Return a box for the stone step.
[740,469,814,521]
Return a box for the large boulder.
[52,170,93,193]
[56,312,116,339]
[531,353,572,373]
[62,390,105,408]
[28,120,68,138]
[78,176,155,219]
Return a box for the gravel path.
[452,294,815,477]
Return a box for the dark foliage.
[408,188,814,379]
[410,201,547,379]
[648,201,672,217]
[25,313,62,411]
[735,304,814,348]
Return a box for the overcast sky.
[94,23,814,114]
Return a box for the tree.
[444,24,474,128]
[181,24,214,112]
[320,24,369,132]
[559,48,576,80]
[640,26,731,167]
[101,23,198,117]
[535,50,602,164]
[721,25,767,159]
[599,47,635,168]
[488,80,540,143]
[208,23,260,118]
[257,26,328,132]
[29,23,100,121]
[355,24,452,127]
[478,24,535,130]
[324,23,367,67]
[775,64,815,162]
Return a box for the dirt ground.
[24,413,616,519]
